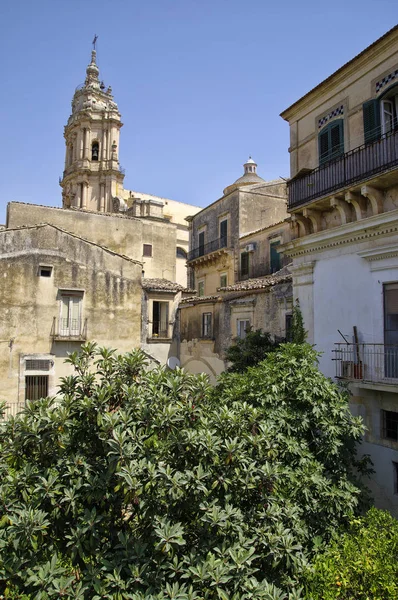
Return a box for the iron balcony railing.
[333,343,398,385]
[288,129,398,210]
[188,236,231,262]
[51,317,88,341]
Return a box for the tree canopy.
[0,343,370,599]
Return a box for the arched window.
[176,247,187,259]
[91,141,99,161]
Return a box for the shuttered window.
[270,240,281,273]
[25,376,48,401]
[219,219,228,248]
[198,231,205,256]
[241,252,249,278]
[318,119,344,165]
[363,99,381,144]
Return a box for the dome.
[223,157,265,195]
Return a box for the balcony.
[51,317,87,342]
[333,343,398,386]
[188,237,231,262]
[288,129,398,210]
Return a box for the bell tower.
[60,46,124,212]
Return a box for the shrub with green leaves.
[225,329,282,373]
[0,343,370,599]
[303,507,398,599]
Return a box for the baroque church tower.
[60,48,124,212]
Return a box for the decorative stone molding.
[289,261,315,286]
[303,208,322,233]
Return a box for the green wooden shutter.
[270,240,281,273]
[319,129,329,165]
[363,99,381,144]
[330,120,344,158]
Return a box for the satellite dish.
[167,356,181,370]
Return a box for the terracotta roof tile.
[142,278,195,293]
[218,265,292,292]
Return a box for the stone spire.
[85,50,100,90]
[60,45,125,213]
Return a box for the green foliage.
[0,343,369,599]
[303,507,398,599]
[291,300,307,344]
[225,329,281,372]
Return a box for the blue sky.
[0,0,396,220]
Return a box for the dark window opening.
[25,375,48,401]
[381,410,398,441]
[384,283,398,378]
[241,252,249,278]
[91,141,99,161]
[270,240,281,273]
[219,219,228,248]
[152,301,169,338]
[285,314,293,341]
[176,247,187,259]
[143,244,153,257]
[39,266,52,277]
[394,462,398,494]
[198,231,205,256]
[202,313,212,338]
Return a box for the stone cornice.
[282,209,398,258]
[280,27,398,122]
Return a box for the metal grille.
[25,359,51,371]
[382,410,398,442]
[25,375,49,401]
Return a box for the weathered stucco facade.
[0,224,142,417]
[180,159,293,382]
[281,25,398,516]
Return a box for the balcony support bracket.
[303,208,322,233]
[345,191,367,221]
[361,185,384,216]
[330,196,351,225]
[291,213,311,236]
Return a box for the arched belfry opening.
[91,141,99,161]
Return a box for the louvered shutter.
[319,129,329,164]
[330,121,343,158]
[363,99,381,144]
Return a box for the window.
[202,313,212,338]
[219,218,228,248]
[176,247,187,259]
[363,86,398,144]
[285,314,293,341]
[25,359,51,371]
[152,301,169,338]
[220,273,227,288]
[60,292,83,337]
[25,375,48,401]
[198,280,205,297]
[198,231,205,256]
[241,252,249,278]
[270,240,281,273]
[384,283,398,378]
[143,244,153,257]
[394,462,398,494]
[39,266,52,277]
[381,410,398,441]
[91,141,99,161]
[318,119,344,165]
[237,319,251,339]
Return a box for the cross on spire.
[92,34,98,50]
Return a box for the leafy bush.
[0,343,370,599]
[225,329,282,372]
[303,507,398,599]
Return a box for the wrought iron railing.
[333,343,398,384]
[188,237,231,262]
[51,317,88,341]
[0,401,25,420]
[288,129,398,209]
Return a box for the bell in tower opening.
[91,141,99,161]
